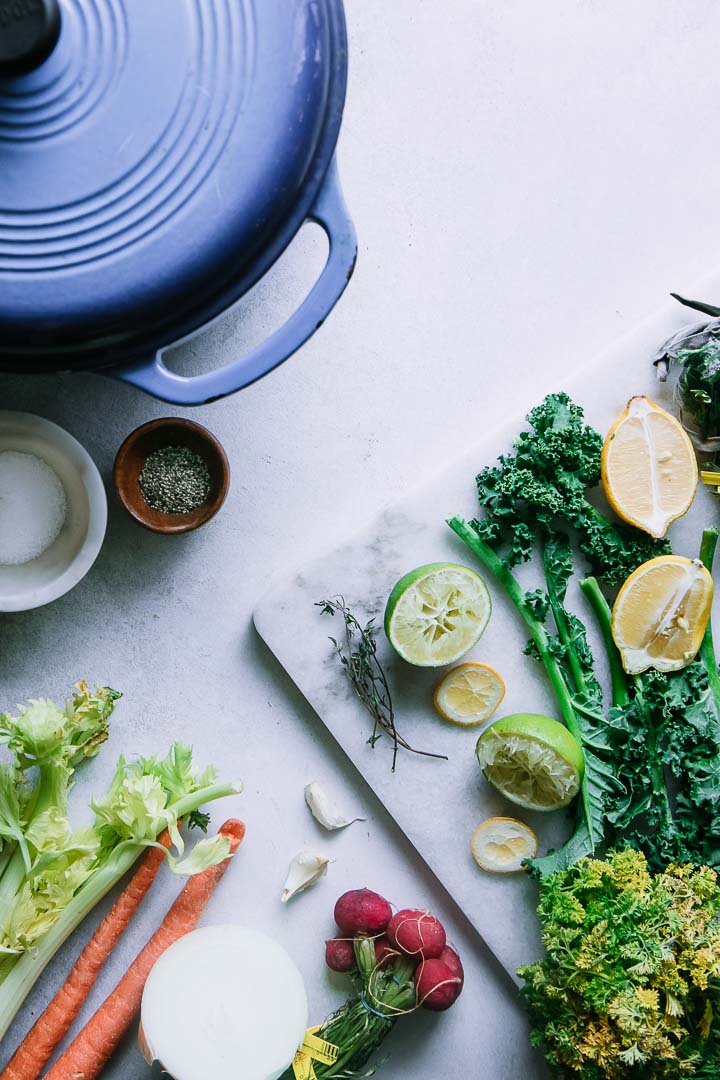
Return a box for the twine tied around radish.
[279,889,464,1080]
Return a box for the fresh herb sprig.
[317,598,447,771]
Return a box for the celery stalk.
[0,779,239,1042]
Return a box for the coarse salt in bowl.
[0,412,107,612]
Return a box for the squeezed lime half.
[476,713,584,812]
[384,562,491,667]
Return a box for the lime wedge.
[476,713,584,812]
[384,563,491,667]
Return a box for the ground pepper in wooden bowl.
[139,446,210,515]
[113,419,229,534]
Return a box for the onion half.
[140,924,308,1080]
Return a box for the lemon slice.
[434,663,505,726]
[601,395,697,538]
[471,817,538,874]
[475,713,584,811]
[384,563,491,667]
[611,554,713,674]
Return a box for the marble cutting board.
[254,285,720,982]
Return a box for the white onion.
[140,925,308,1080]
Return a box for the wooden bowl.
[113,418,230,534]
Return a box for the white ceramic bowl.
[0,412,107,612]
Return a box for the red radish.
[387,909,446,959]
[373,936,395,968]
[325,937,356,973]
[334,889,392,935]
[414,959,461,1011]
[439,945,464,991]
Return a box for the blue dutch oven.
[0,0,356,405]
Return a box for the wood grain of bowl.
[113,418,230,534]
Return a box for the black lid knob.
[0,0,61,77]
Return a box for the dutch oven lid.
[0,0,346,367]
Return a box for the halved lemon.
[434,663,505,727]
[476,713,584,812]
[471,817,538,874]
[384,563,491,667]
[611,554,713,674]
[601,395,697,538]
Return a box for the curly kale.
[520,849,720,1079]
[450,391,720,881]
[473,392,668,583]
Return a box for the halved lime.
[475,713,584,812]
[384,563,491,667]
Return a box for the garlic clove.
[304,781,365,831]
[281,851,330,902]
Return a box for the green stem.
[449,519,578,732]
[0,779,238,1041]
[449,517,595,834]
[698,527,720,702]
[670,292,720,319]
[579,577,629,708]
[0,843,15,886]
[0,760,68,914]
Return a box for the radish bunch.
[325,888,464,1012]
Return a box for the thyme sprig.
[317,597,447,771]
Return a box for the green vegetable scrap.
[449,393,720,876]
[0,681,239,1042]
[674,338,720,443]
[520,848,720,1079]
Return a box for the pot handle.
[109,159,357,405]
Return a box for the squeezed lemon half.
[471,817,538,874]
[601,395,697,538]
[434,662,505,727]
[611,554,713,674]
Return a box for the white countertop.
[3,2,720,1076]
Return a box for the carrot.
[43,819,245,1080]
[0,830,173,1080]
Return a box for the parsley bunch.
[520,849,720,1079]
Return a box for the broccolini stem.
[448,517,601,844]
[448,518,579,733]
[578,577,629,708]
[698,527,720,704]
